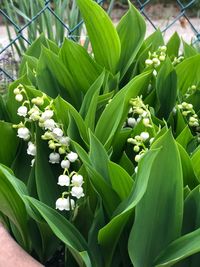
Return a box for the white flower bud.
[71,186,84,199]
[72,174,83,187]
[135,166,138,173]
[153,69,157,76]
[61,160,70,169]
[31,97,44,106]
[149,137,154,144]
[57,174,70,186]
[44,119,56,130]
[59,136,70,146]
[13,88,20,95]
[134,145,140,152]
[127,117,136,127]
[145,59,153,66]
[53,127,63,137]
[17,127,30,140]
[31,158,35,167]
[135,154,142,162]
[41,110,54,120]
[140,132,150,141]
[49,152,60,164]
[67,152,78,162]
[143,118,150,127]
[159,55,165,61]
[56,197,75,211]
[17,106,28,117]
[27,142,36,156]
[160,45,167,52]
[152,58,160,67]
[15,94,23,102]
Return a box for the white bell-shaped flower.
[67,152,78,162]
[27,142,36,156]
[17,127,30,140]
[59,136,70,146]
[55,197,75,211]
[49,152,60,164]
[17,106,28,117]
[61,160,70,169]
[71,174,83,187]
[41,110,54,121]
[15,94,23,102]
[44,119,56,130]
[140,132,149,141]
[127,117,136,127]
[57,174,70,186]
[71,186,84,199]
[53,127,63,138]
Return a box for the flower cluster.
[13,84,84,211]
[127,96,156,173]
[172,56,184,66]
[184,85,197,99]
[178,101,199,127]
[127,96,153,129]
[145,45,167,76]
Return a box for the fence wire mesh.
[0,0,200,88]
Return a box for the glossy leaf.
[76,0,121,73]
[128,130,183,267]
[166,32,180,58]
[117,1,146,78]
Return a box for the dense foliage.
[1,0,200,266]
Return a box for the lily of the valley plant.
[1,0,200,266]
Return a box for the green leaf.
[35,128,59,208]
[76,0,121,73]
[59,38,102,93]
[0,121,19,166]
[0,164,30,250]
[25,196,93,267]
[166,32,180,58]
[98,148,160,267]
[176,54,200,94]
[108,161,133,201]
[117,1,146,78]
[128,130,183,267]
[183,40,198,58]
[154,227,200,266]
[80,71,105,131]
[37,47,81,107]
[144,29,164,50]
[156,58,177,119]
[176,125,194,150]
[19,55,38,77]
[54,96,89,146]
[191,146,200,181]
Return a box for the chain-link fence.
[0,0,200,89]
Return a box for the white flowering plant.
[1,0,200,266]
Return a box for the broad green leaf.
[54,96,89,146]
[176,54,200,94]
[98,148,160,267]
[37,47,81,107]
[177,143,198,189]
[166,32,180,58]
[191,146,200,181]
[95,71,151,147]
[108,161,133,201]
[156,58,177,119]
[35,128,59,208]
[80,71,105,131]
[59,38,102,93]
[25,196,93,267]
[176,125,194,150]
[154,227,200,266]
[89,131,110,182]
[183,40,198,58]
[128,130,183,267]
[145,29,164,50]
[0,164,30,250]
[76,0,121,73]
[0,121,19,166]
[117,1,146,78]
[19,55,38,77]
